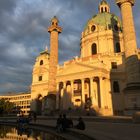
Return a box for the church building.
[31,0,140,116]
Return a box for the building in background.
[0,93,31,115]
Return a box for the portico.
[56,63,113,115]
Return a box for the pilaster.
[81,79,85,108]
[99,77,104,108]
[90,78,94,105]
[70,80,74,105]
[62,82,66,110]
[56,83,60,109]
[106,79,113,113]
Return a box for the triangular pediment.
[57,62,101,76]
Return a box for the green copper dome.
[84,12,122,32]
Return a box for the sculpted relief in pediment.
[57,62,101,76]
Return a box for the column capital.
[99,76,106,80]
[116,0,135,7]
[106,78,111,81]
[56,82,60,85]
[81,78,85,82]
[90,77,94,80]
[63,81,67,88]
[70,80,75,83]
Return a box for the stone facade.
[31,0,140,116]
[31,50,49,100]
[0,93,31,115]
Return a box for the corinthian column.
[90,78,94,105]
[81,79,85,108]
[71,80,74,105]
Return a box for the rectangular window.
[113,81,120,93]
[111,62,117,69]
[39,76,42,81]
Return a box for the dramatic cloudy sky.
[0,0,140,94]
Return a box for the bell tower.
[99,0,110,13]
[48,16,62,94]
[116,0,140,91]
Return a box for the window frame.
[113,81,120,93]
[91,25,96,32]
[40,60,43,65]
[91,43,97,55]
[111,62,117,69]
[38,76,42,81]
[115,42,121,53]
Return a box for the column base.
[42,93,56,115]
[124,83,140,115]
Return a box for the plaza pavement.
[0,116,140,140]
[30,116,140,140]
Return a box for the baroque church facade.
[31,0,140,116]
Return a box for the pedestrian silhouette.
[75,117,85,130]
[56,114,63,132]
[33,112,37,122]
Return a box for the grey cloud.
[0,0,18,13]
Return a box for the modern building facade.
[31,0,140,116]
[0,93,31,115]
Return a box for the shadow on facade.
[110,14,125,116]
[110,15,140,115]
[30,94,42,115]
[55,79,100,116]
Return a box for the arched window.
[114,24,119,31]
[91,43,97,55]
[52,21,57,26]
[105,7,107,12]
[116,43,121,53]
[113,81,120,93]
[40,60,43,65]
[101,7,103,13]
[38,76,42,81]
[91,25,96,32]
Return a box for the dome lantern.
[99,0,110,13]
